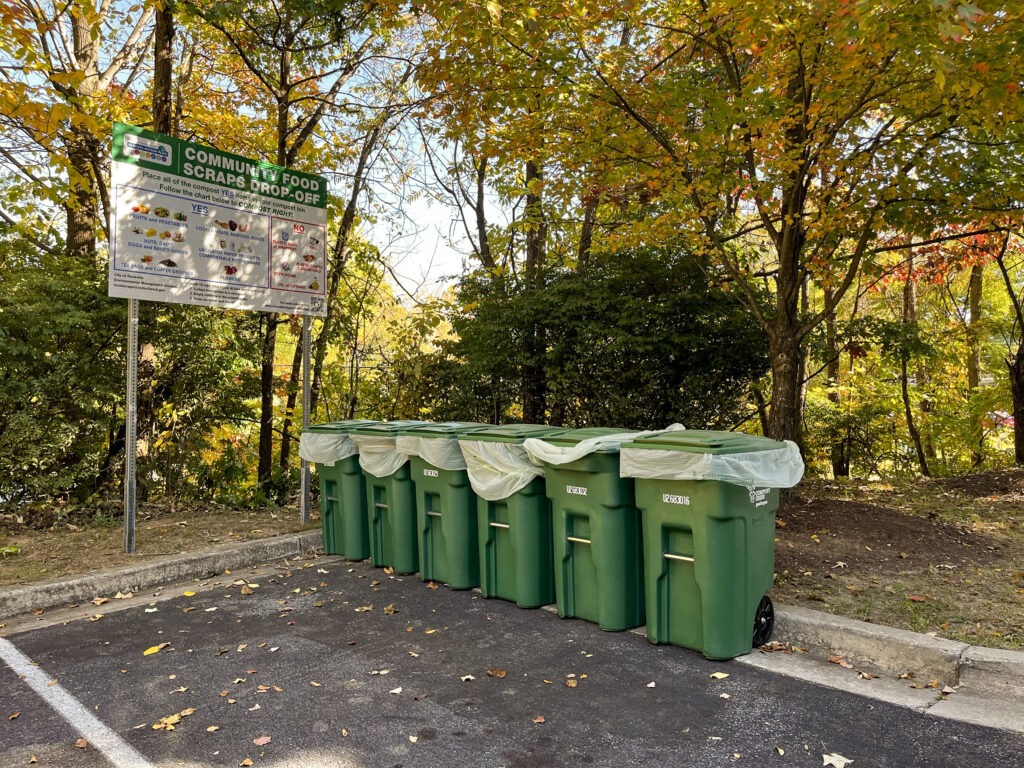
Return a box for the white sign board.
[108,123,327,316]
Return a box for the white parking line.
[0,637,154,768]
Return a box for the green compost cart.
[398,422,492,589]
[303,420,378,560]
[532,428,645,631]
[460,424,568,608]
[351,421,430,574]
[620,430,799,659]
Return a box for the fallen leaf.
[827,655,854,669]
[719,693,731,699]
[942,685,956,695]
[145,608,159,613]
[240,586,253,595]
[317,568,329,574]
[8,712,20,720]
[532,715,545,724]
[646,681,656,688]
[709,672,730,680]
[371,669,390,676]
[907,595,926,603]
[858,672,878,680]
[143,643,170,656]
[75,738,88,749]
[822,753,853,768]
[383,604,397,615]
[775,746,785,756]
[180,708,197,717]
[91,597,109,606]
[182,607,195,614]
[460,675,476,682]
[341,728,349,736]
[114,591,133,600]
[426,581,439,590]
[566,679,578,688]
[389,687,403,694]
[240,760,254,767]
[310,681,322,687]
[486,669,507,678]
[899,671,915,680]
[253,736,271,746]
[409,652,420,658]
[89,613,104,622]
[172,686,188,693]
[248,704,261,712]
[183,591,196,597]
[207,725,220,732]
[355,605,373,612]
[424,629,438,635]
[29,756,37,764]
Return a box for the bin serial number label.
[663,493,691,506]
[423,469,439,477]
[566,485,588,496]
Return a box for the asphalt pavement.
[1,534,1022,768]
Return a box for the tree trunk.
[967,263,984,466]
[280,329,303,469]
[153,5,175,135]
[521,160,547,423]
[1010,349,1024,465]
[824,288,849,477]
[64,131,99,264]
[765,331,804,445]
[903,256,931,477]
[257,318,280,490]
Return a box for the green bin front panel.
[364,463,419,574]
[635,479,777,659]
[316,455,369,560]
[546,452,644,631]
[477,476,555,608]
[410,456,480,589]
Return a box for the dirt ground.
[2,469,1023,650]
[772,469,1024,650]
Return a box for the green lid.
[305,419,379,434]
[542,427,635,448]
[623,430,785,454]
[402,421,492,437]
[351,420,431,435]
[465,423,569,443]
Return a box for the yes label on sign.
[566,485,588,496]
[423,469,439,477]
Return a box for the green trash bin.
[458,424,568,608]
[619,430,804,659]
[350,421,431,574]
[397,422,492,589]
[300,420,378,560]
[524,427,646,631]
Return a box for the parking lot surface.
[2,555,1023,767]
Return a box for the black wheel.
[752,595,774,647]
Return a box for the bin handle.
[426,511,442,518]
[489,522,510,529]
[567,536,591,545]
[664,553,694,563]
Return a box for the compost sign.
[108,123,328,316]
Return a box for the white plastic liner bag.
[522,424,686,467]
[395,435,468,471]
[619,440,804,489]
[350,434,408,478]
[458,440,545,501]
[298,432,358,467]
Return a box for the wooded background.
[1,0,1023,510]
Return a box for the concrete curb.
[774,604,969,686]
[774,604,1024,699]
[0,530,321,621]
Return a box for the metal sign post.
[300,315,311,524]
[124,298,139,553]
